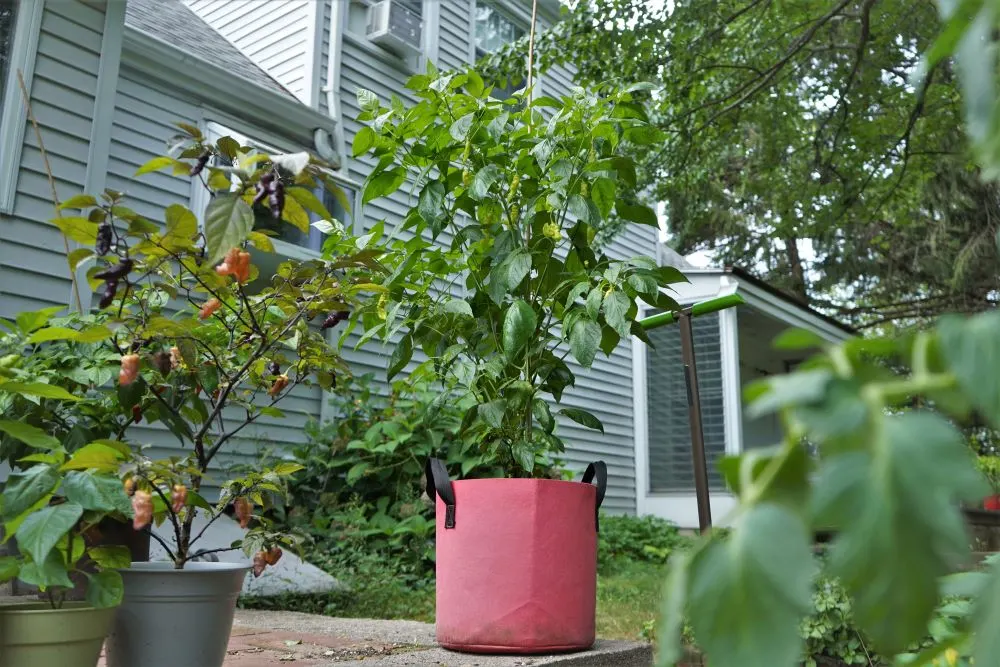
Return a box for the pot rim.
[450,477,597,489]
[121,560,251,573]
[0,601,116,614]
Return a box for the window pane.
[0,1,16,102]
[646,313,727,492]
[474,2,522,54]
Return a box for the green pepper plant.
[350,68,687,476]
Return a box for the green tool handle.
[638,293,744,330]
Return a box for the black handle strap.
[583,461,607,532]
[425,458,456,529]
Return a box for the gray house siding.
[0,0,112,321]
[183,0,313,104]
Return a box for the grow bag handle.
[425,458,457,529]
[583,461,607,532]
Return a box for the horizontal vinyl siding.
[184,0,312,103]
[437,0,472,70]
[0,1,105,319]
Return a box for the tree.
[482,0,1000,328]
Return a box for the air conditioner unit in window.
[367,0,422,58]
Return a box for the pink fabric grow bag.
[426,459,607,654]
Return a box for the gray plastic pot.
[0,601,116,667]
[104,561,249,667]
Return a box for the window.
[0,2,15,102]
[474,2,525,55]
[475,2,527,100]
[195,122,357,258]
[646,313,727,492]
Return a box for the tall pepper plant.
[351,69,686,476]
[32,125,385,572]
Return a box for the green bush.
[263,366,563,580]
[801,576,877,666]
[598,514,687,572]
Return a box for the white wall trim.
[423,0,440,67]
[719,286,743,457]
[0,0,45,215]
[305,0,326,109]
[73,0,127,310]
[631,327,649,517]
[735,280,853,343]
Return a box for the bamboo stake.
[526,0,539,98]
[17,69,84,313]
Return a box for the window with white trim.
[195,122,357,259]
[0,3,15,99]
[474,2,526,99]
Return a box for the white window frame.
[0,0,45,214]
[193,120,361,263]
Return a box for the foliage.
[40,124,384,571]
[976,456,1000,498]
[482,0,999,329]
[652,311,1000,667]
[0,435,131,609]
[0,309,121,466]
[352,68,686,477]
[597,514,686,573]
[801,576,876,667]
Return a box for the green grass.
[241,558,663,641]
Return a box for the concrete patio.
[92,608,654,666]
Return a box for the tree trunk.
[783,235,809,304]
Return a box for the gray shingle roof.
[124,0,294,99]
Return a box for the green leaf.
[603,289,631,338]
[938,311,1000,429]
[61,443,127,473]
[346,462,370,485]
[569,317,601,368]
[68,247,94,272]
[812,412,985,654]
[363,168,406,204]
[687,503,813,667]
[616,201,658,227]
[586,287,603,319]
[591,177,616,219]
[204,194,253,265]
[0,420,60,450]
[15,306,65,333]
[503,300,536,362]
[1,465,60,521]
[450,112,475,141]
[387,333,413,380]
[972,556,1000,665]
[27,326,82,343]
[746,369,833,419]
[0,556,19,582]
[532,398,555,434]
[353,126,376,157]
[512,443,535,475]
[357,88,379,113]
[215,135,241,160]
[442,298,473,318]
[773,328,826,351]
[163,203,197,240]
[59,194,98,210]
[287,186,332,219]
[0,381,81,401]
[655,550,690,667]
[87,545,132,570]
[248,231,275,252]
[469,165,502,200]
[85,570,124,609]
[271,462,305,476]
[559,407,604,434]
[135,156,177,176]
[63,471,131,514]
[479,399,507,428]
[15,502,84,565]
[51,216,99,244]
[18,549,73,589]
[418,180,446,225]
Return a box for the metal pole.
[677,310,713,533]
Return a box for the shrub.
[597,514,686,572]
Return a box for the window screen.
[646,313,727,492]
[0,1,16,103]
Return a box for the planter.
[0,601,116,667]
[104,561,249,667]
[425,458,607,654]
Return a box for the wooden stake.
[526,0,538,98]
[17,69,84,313]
